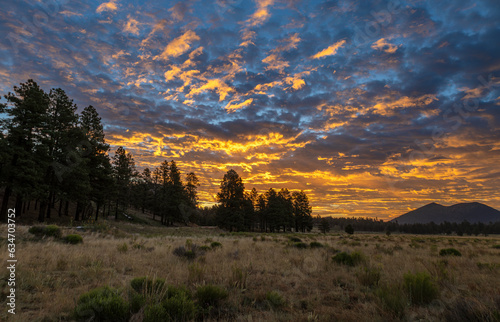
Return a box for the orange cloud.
[123,15,140,35]
[188,78,234,101]
[262,54,289,72]
[154,30,200,61]
[246,0,275,27]
[371,38,399,54]
[224,98,254,112]
[96,0,119,13]
[311,39,346,59]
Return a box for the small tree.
[319,217,330,233]
[345,224,354,235]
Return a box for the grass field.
[1,218,500,321]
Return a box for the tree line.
[0,79,313,232]
[0,79,200,224]
[316,216,500,235]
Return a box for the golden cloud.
[371,38,399,54]
[96,0,119,13]
[224,98,254,112]
[311,39,346,59]
[123,15,140,35]
[154,30,200,61]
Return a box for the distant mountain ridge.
[391,202,500,224]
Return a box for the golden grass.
[1,224,500,321]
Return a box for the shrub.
[289,237,302,243]
[162,292,196,321]
[173,245,204,260]
[28,225,62,238]
[196,285,228,310]
[403,271,439,305]
[357,265,382,287]
[45,225,63,238]
[199,245,211,252]
[129,291,146,313]
[332,251,365,266]
[210,241,222,249]
[293,242,308,249]
[376,284,407,318]
[266,291,285,309]
[439,248,462,256]
[117,243,128,253]
[130,276,166,294]
[345,224,354,235]
[143,304,167,322]
[309,241,323,248]
[74,286,129,321]
[64,234,83,244]
[492,244,500,249]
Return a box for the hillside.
[391,202,500,224]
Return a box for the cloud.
[311,39,346,59]
[155,30,200,61]
[123,15,140,35]
[188,78,234,101]
[224,98,254,112]
[96,1,119,14]
[246,0,275,27]
[371,38,399,54]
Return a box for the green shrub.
[332,251,365,266]
[357,265,381,287]
[266,291,285,309]
[309,241,323,248]
[345,224,354,235]
[210,241,222,249]
[439,248,462,256]
[293,242,308,249]
[196,285,228,310]
[162,292,196,321]
[129,291,146,313]
[117,243,128,253]
[64,234,83,244]
[143,304,166,322]
[74,286,129,321]
[199,245,211,252]
[491,244,500,249]
[403,271,439,305]
[28,225,62,238]
[289,237,302,243]
[376,284,407,318]
[130,276,166,294]
[173,245,204,260]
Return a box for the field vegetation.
[1,219,500,321]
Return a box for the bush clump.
[293,242,308,249]
[173,245,204,260]
[309,241,324,248]
[439,248,462,256]
[266,291,285,309]
[403,271,439,305]
[376,284,407,318]
[210,241,222,249]
[357,265,382,287]
[289,236,302,243]
[74,286,129,321]
[64,234,83,244]
[29,225,62,238]
[332,251,365,266]
[130,276,166,294]
[196,284,228,311]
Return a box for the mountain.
[391,202,500,224]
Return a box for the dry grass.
[1,223,500,321]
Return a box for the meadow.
[1,220,500,321]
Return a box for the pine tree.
[216,169,246,231]
[292,191,313,232]
[112,146,136,220]
[0,80,50,222]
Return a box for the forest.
[0,79,313,232]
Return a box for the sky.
[1,0,500,220]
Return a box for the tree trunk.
[95,203,100,221]
[34,199,38,211]
[27,200,30,211]
[38,200,47,222]
[115,199,119,220]
[58,199,63,217]
[15,194,23,218]
[46,191,53,219]
[74,202,80,221]
[22,200,26,214]
[64,200,69,216]
[0,186,13,222]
